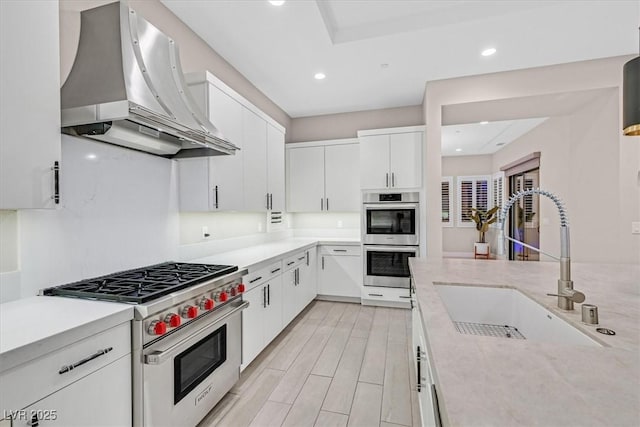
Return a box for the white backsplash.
[17,135,180,298]
[288,212,360,239]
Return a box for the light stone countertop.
[0,296,133,373]
[409,258,640,427]
[190,237,360,271]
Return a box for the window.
[456,175,491,227]
[491,172,505,227]
[442,177,453,227]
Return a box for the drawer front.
[283,251,306,271]
[0,321,131,412]
[362,286,412,301]
[244,260,282,290]
[319,245,361,256]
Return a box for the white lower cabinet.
[317,245,362,299]
[411,293,441,426]
[281,250,317,326]
[361,286,412,308]
[19,356,131,427]
[242,271,283,368]
[0,322,131,426]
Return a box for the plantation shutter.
[442,177,453,226]
[457,175,491,227]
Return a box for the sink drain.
[596,327,616,336]
[453,321,526,339]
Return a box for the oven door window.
[174,325,226,404]
[367,250,415,277]
[367,209,415,235]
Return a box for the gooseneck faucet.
[497,188,585,310]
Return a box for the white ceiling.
[162,0,639,118]
[440,87,614,156]
[442,118,548,157]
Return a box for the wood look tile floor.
[198,301,420,427]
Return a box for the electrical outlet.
[632,222,640,235]
[202,226,210,239]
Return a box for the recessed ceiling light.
[479,120,489,125]
[380,63,389,69]
[314,72,326,80]
[455,148,463,152]
[481,48,497,57]
[269,1,285,5]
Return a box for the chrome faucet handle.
[546,289,585,303]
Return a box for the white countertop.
[0,296,133,373]
[0,237,359,373]
[190,237,360,271]
[410,258,640,426]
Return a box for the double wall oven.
[363,192,420,288]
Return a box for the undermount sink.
[435,284,601,347]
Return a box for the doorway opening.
[508,168,540,261]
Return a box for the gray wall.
[289,105,424,142]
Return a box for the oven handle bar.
[364,245,420,253]
[144,300,249,365]
[363,203,419,210]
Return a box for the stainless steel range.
[42,262,249,427]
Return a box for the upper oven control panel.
[363,191,419,203]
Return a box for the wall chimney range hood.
[61,2,238,158]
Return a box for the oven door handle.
[363,203,419,210]
[144,300,249,365]
[364,245,420,253]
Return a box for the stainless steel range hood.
[61,1,238,158]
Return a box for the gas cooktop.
[42,262,238,304]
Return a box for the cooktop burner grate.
[42,262,238,304]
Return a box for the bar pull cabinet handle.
[306,251,309,266]
[322,256,325,270]
[263,286,267,308]
[270,268,281,274]
[267,284,270,305]
[214,185,219,209]
[249,276,263,284]
[269,193,273,210]
[326,198,329,211]
[266,193,270,209]
[416,345,422,392]
[321,198,324,211]
[59,347,113,374]
[386,173,389,187]
[287,261,295,266]
[333,249,347,253]
[298,256,305,261]
[392,172,395,187]
[368,293,384,297]
[52,161,60,204]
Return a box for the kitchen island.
[410,258,640,426]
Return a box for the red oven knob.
[182,305,198,319]
[164,313,181,328]
[229,286,237,297]
[200,298,214,310]
[148,320,167,335]
[219,291,228,302]
[238,283,245,293]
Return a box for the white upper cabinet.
[178,71,286,212]
[359,127,424,190]
[267,124,286,212]
[287,146,325,212]
[243,108,268,211]
[0,1,61,209]
[324,143,360,212]
[286,140,360,212]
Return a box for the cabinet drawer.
[244,260,282,290]
[319,245,361,256]
[361,286,412,308]
[283,251,306,271]
[0,321,131,412]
